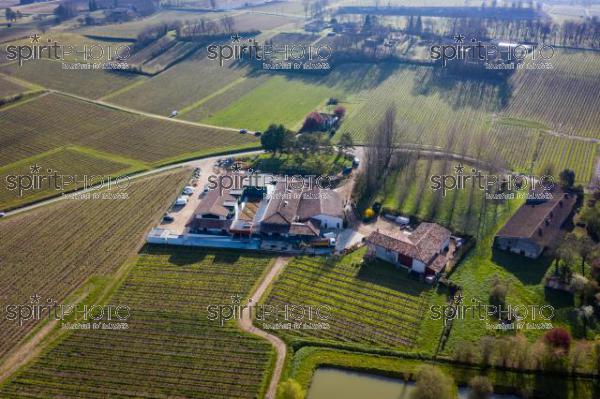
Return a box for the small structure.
[494,190,577,258]
[189,189,236,234]
[365,222,451,277]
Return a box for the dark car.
[163,214,175,223]
[239,129,248,134]
[254,131,262,137]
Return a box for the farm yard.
[0,169,189,361]
[0,247,275,399]
[260,250,446,352]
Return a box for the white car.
[182,186,195,195]
[0,211,5,218]
[174,196,188,206]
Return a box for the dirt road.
[238,257,290,399]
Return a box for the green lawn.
[377,158,513,237]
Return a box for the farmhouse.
[494,190,577,258]
[183,177,344,249]
[189,189,237,234]
[365,223,451,276]
[260,181,344,238]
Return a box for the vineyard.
[261,250,445,350]
[0,93,258,167]
[0,76,25,98]
[338,65,497,151]
[0,60,144,99]
[181,74,271,121]
[0,247,275,398]
[109,50,252,115]
[532,135,596,183]
[505,49,600,139]
[0,147,136,210]
[0,169,189,360]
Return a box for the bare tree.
[220,15,235,33]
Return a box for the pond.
[307,368,521,399]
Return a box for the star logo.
[30,163,41,174]
[453,34,465,43]
[231,33,241,43]
[454,163,465,174]
[231,162,243,173]
[455,293,464,304]
[230,294,242,304]
[30,293,41,304]
[30,34,40,43]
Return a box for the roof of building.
[260,181,343,229]
[289,221,320,237]
[195,189,236,218]
[428,254,448,273]
[365,222,451,264]
[495,191,577,247]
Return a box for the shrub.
[468,376,493,399]
[302,111,325,131]
[544,327,571,352]
[334,106,346,118]
[411,365,454,399]
[278,379,305,399]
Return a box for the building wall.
[412,259,426,274]
[312,214,343,230]
[495,237,542,258]
[372,244,398,265]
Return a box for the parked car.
[169,110,178,118]
[174,196,188,206]
[352,157,360,168]
[163,214,174,223]
[182,186,195,195]
[239,129,248,134]
[0,211,5,218]
[254,131,262,137]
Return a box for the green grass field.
[261,249,446,353]
[0,170,189,360]
[0,247,275,398]
[378,158,514,237]
[203,63,386,131]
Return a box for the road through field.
[49,89,242,133]
[3,149,263,217]
[239,256,291,399]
